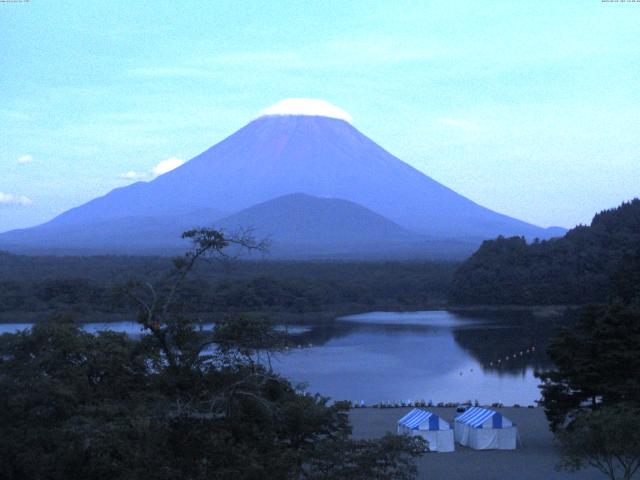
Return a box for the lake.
[0,310,559,405]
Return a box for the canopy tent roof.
[455,407,513,429]
[397,408,448,431]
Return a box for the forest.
[535,243,640,479]
[449,199,640,306]
[0,253,457,322]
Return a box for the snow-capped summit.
[258,98,353,123]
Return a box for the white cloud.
[119,157,185,181]
[0,192,32,206]
[259,98,352,122]
[151,156,185,176]
[17,154,33,164]
[119,170,144,180]
[437,117,481,132]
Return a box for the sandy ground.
[349,407,604,480]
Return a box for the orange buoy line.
[488,346,536,368]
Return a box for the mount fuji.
[0,99,563,258]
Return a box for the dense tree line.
[536,244,640,479]
[449,199,640,305]
[0,257,456,320]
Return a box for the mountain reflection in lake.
[0,310,563,405]
[273,310,560,406]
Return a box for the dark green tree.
[557,405,640,480]
[302,434,425,480]
[537,305,640,431]
[610,251,640,306]
[538,254,640,479]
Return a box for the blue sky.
[1,0,639,232]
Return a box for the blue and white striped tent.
[456,407,512,429]
[454,407,517,450]
[397,409,454,452]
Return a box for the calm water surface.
[0,310,556,405]
[274,311,553,405]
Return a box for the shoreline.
[0,304,580,324]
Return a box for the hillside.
[449,199,640,305]
[213,193,473,258]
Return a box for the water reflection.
[273,310,560,405]
[335,310,556,376]
[0,310,563,405]
[341,310,476,327]
[449,311,559,377]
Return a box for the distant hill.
[0,103,563,257]
[449,199,640,305]
[208,193,477,259]
[214,193,421,257]
[213,193,480,258]
[218,193,414,241]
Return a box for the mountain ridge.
[0,111,565,257]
